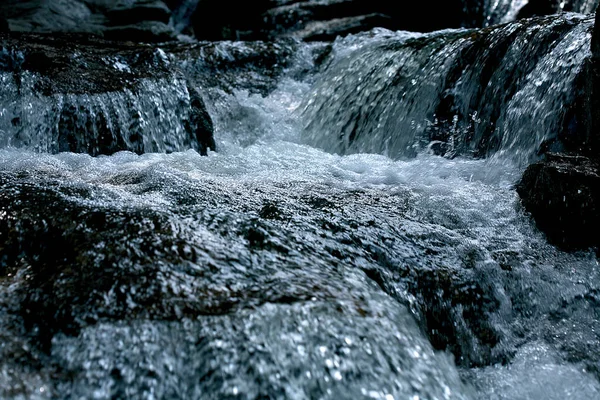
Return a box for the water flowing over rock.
[301,15,593,163]
[0,34,216,155]
[0,160,476,399]
[516,9,600,252]
[518,0,599,19]
[2,6,600,400]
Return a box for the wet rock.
[517,153,600,251]
[0,33,215,155]
[103,20,177,42]
[105,0,172,26]
[0,170,473,399]
[169,39,300,95]
[188,0,483,41]
[0,0,177,42]
[517,0,562,18]
[283,13,394,41]
[403,267,504,367]
[518,0,599,19]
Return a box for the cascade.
[1,6,600,400]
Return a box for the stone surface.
[189,0,487,41]
[0,33,215,155]
[0,0,177,42]
[518,0,598,19]
[517,153,600,251]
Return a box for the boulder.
[0,0,178,42]
[105,0,172,26]
[188,0,477,41]
[517,153,600,251]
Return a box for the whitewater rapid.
[2,21,600,399]
[1,65,600,398]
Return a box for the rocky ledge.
[0,33,215,155]
[0,33,308,156]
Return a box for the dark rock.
[103,21,177,42]
[517,0,561,19]
[0,0,178,43]
[188,0,477,41]
[0,0,100,33]
[187,86,216,153]
[0,33,214,155]
[0,18,9,33]
[105,0,172,26]
[518,0,598,19]
[517,153,600,251]
[190,0,272,40]
[281,13,394,41]
[403,266,505,367]
[593,8,600,59]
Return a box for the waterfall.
[301,14,592,165]
[1,10,600,400]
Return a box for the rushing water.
[2,15,600,400]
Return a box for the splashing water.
[1,15,600,400]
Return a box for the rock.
[0,18,9,33]
[517,153,600,251]
[190,0,272,40]
[518,0,598,19]
[1,0,100,33]
[103,21,177,42]
[0,170,474,399]
[188,0,477,41]
[295,14,393,41]
[517,0,561,19]
[0,33,214,155]
[0,0,178,43]
[105,0,172,26]
[301,14,591,160]
[593,8,600,59]
[187,86,216,152]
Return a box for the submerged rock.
[0,167,474,399]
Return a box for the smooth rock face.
[517,153,600,250]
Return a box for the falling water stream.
[1,12,600,400]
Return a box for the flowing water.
[1,14,600,400]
